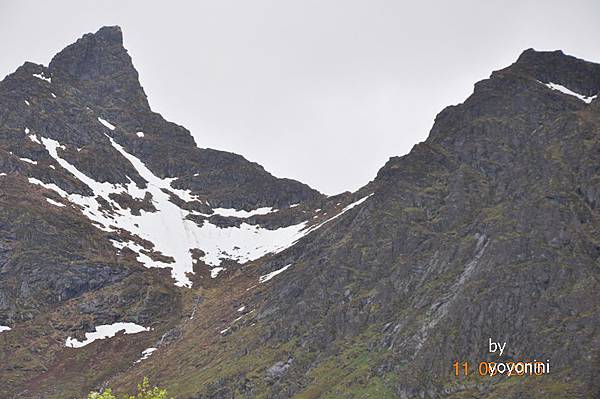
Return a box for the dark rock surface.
[230,48,600,398]
[0,26,323,397]
[0,26,598,399]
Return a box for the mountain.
[0,27,599,398]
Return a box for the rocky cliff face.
[0,27,598,398]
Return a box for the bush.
[88,389,116,399]
[88,377,169,399]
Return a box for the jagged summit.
[6,26,322,208]
[48,25,149,111]
[498,48,600,96]
[377,49,600,183]
[91,25,124,44]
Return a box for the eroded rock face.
[167,49,599,397]
[238,49,600,397]
[48,26,150,112]
[266,357,294,382]
[0,25,325,397]
[0,26,599,398]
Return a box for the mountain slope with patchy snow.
[0,29,599,399]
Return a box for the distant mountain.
[0,27,598,398]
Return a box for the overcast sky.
[1,1,599,194]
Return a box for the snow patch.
[541,81,597,104]
[259,264,292,283]
[28,177,69,197]
[308,194,373,231]
[65,322,150,348]
[136,132,145,137]
[46,198,65,207]
[32,73,51,83]
[19,157,37,165]
[212,207,274,218]
[210,267,225,278]
[0,326,11,333]
[97,117,116,130]
[28,134,41,144]
[135,347,157,364]
[197,221,309,268]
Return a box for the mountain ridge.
[0,26,599,398]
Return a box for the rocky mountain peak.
[498,48,600,97]
[92,25,125,44]
[48,25,149,111]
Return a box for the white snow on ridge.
[32,73,51,83]
[46,198,65,207]
[136,132,145,137]
[65,322,150,348]
[259,264,292,283]
[210,267,225,278]
[28,134,41,144]
[197,221,309,267]
[307,194,373,232]
[19,157,37,165]
[28,177,70,198]
[541,81,597,104]
[135,347,157,364]
[97,117,116,130]
[0,326,11,333]
[212,207,274,218]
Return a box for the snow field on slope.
[27,118,327,286]
[135,347,157,363]
[259,264,292,283]
[212,207,275,218]
[65,322,149,348]
[540,81,598,103]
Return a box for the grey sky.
[2,1,599,194]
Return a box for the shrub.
[88,389,116,399]
[88,378,169,399]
